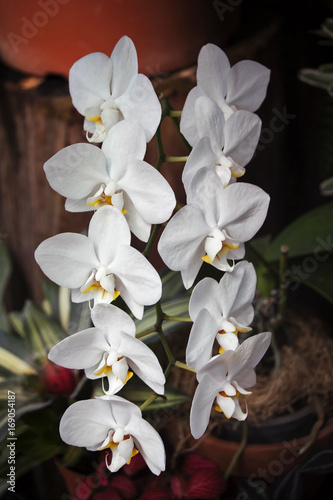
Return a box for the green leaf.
[0,240,11,331]
[287,256,333,304]
[301,448,333,474]
[264,201,333,261]
[319,176,333,196]
[298,68,333,90]
[119,379,190,411]
[0,347,36,376]
[322,18,333,38]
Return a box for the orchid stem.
[155,301,175,366]
[174,360,196,373]
[169,110,182,117]
[224,420,248,480]
[143,224,161,260]
[278,245,289,321]
[164,315,192,323]
[136,326,156,339]
[165,156,188,162]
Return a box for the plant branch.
[224,420,248,480]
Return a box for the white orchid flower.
[158,168,269,289]
[35,206,161,319]
[180,43,270,147]
[48,303,165,395]
[186,261,257,371]
[69,36,161,143]
[190,332,271,439]
[182,96,261,190]
[60,395,165,474]
[44,119,176,242]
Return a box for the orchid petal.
[226,60,270,112]
[88,206,131,264]
[126,415,165,475]
[182,136,217,191]
[35,233,99,289]
[217,182,270,242]
[186,309,220,371]
[190,373,221,439]
[69,52,112,116]
[217,261,256,321]
[227,332,271,381]
[189,277,219,321]
[110,36,138,98]
[180,86,204,147]
[91,303,136,338]
[48,327,107,369]
[216,393,236,418]
[197,44,230,109]
[110,246,162,310]
[101,119,146,180]
[122,193,151,242]
[158,204,209,273]
[44,143,108,199]
[59,398,114,449]
[223,111,261,167]
[119,160,176,223]
[195,96,225,154]
[116,74,161,142]
[120,335,165,394]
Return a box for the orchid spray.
[35,36,272,475]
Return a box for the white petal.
[232,397,248,421]
[59,398,115,449]
[227,332,271,382]
[226,60,270,112]
[44,144,108,200]
[69,52,112,116]
[91,303,136,338]
[186,308,219,371]
[197,44,230,108]
[88,206,131,264]
[122,193,151,242]
[223,111,261,167]
[101,119,146,180]
[118,160,176,224]
[35,233,99,289]
[182,136,217,192]
[180,245,206,290]
[120,334,165,394]
[189,277,220,321]
[112,357,129,383]
[157,204,209,273]
[126,415,166,475]
[110,246,162,311]
[216,393,235,418]
[180,86,204,147]
[110,36,138,98]
[190,373,220,439]
[116,74,161,142]
[101,107,121,130]
[48,327,107,369]
[195,96,225,154]
[65,198,93,212]
[217,182,270,242]
[217,331,239,351]
[217,260,256,321]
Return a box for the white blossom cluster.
[34,36,272,475]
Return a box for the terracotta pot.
[0,0,237,77]
[192,419,333,478]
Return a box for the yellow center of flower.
[101,435,139,465]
